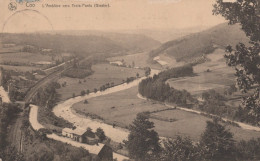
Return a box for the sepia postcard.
[0,0,259,160]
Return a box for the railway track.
[24,65,72,103]
[8,57,87,153]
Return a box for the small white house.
[62,127,86,142]
[42,48,52,52]
[62,127,100,145]
[110,61,123,66]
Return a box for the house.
[109,61,123,66]
[81,128,100,145]
[62,127,85,142]
[41,48,52,52]
[61,128,113,160]
[62,127,99,144]
[3,44,15,48]
[35,61,52,65]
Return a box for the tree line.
[139,65,196,105]
[62,59,93,79]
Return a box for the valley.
[0,21,259,161]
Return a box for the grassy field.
[0,42,22,53]
[152,110,260,141]
[0,52,52,64]
[57,63,145,101]
[107,52,162,69]
[72,85,260,141]
[167,49,236,95]
[0,44,55,72]
[72,86,169,128]
[0,64,41,72]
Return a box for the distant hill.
[1,33,126,57]
[1,32,161,59]
[149,23,249,62]
[132,26,209,43]
[42,30,161,52]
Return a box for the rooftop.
[63,127,86,136]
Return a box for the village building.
[109,61,123,66]
[61,127,113,160]
[62,127,99,145]
[41,48,52,53]
[3,44,15,48]
[35,61,52,65]
[97,145,113,161]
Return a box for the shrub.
[81,90,86,96]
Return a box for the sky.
[0,0,227,33]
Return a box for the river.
[52,69,160,143]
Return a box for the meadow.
[57,63,145,101]
[0,44,55,72]
[0,64,41,72]
[167,49,236,95]
[0,52,52,64]
[72,86,260,141]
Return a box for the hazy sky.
[0,0,226,33]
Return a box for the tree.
[95,127,106,142]
[111,82,115,87]
[235,138,260,160]
[213,0,260,125]
[200,119,235,160]
[29,146,54,161]
[0,146,25,161]
[68,147,90,161]
[81,90,86,96]
[161,136,199,161]
[62,81,67,87]
[144,67,151,77]
[126,112,161,160]
[86,127,95,138]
